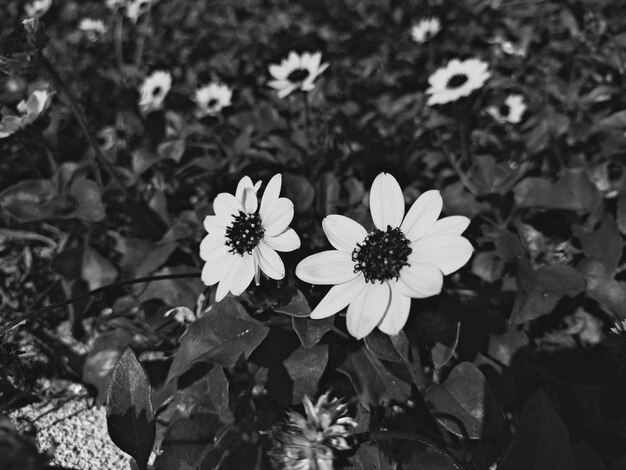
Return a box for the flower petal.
[269,64,289,80]
[310,276,366,319]
[264,228,301,252]
[203,215,226,232]
[409,236,474,275]
[199,233,226,259]
[401,190,443,241]
[277,84,297,98]
[322,215,367,253]
[213,193,242,219]
[235,176,258,213]
[229,254,255,295]
[396,263,443,298]
[201,251,235,286]
[260,174,281,213]
[262,199,294,236]
[296,250,358,285]
[346,282,391,339]
[377,290,411,336]
[370,173,405,230]
[426,215,470,237]
[256,242,285,280]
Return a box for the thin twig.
[0,272,201,336]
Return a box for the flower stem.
[38,53,127,195]
[302,91,311,128]
[356,431,469,470]
[0,272,201,336]
[114,14,126,80]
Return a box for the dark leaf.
[425,362,503,440]
[139,266,203,307]
[166,298,269,383]
[365,330,403,363]
[441,181,490,218]
[106,348,156,470]
[579,259,626,319]
[0,179,57,222]
[282,174,316,213]
[69,177,106,222]
[273,289,311,317]
[499,389,574,470]
[432,322,461,372]
[571,441,607,470]
[572,215,623,275]
[292,316,334,349]
[283,345,329,404]
[158,139,186,163]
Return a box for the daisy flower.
[296,173,473,339]
[269,393,357,470]
[487,94,527,124]
[411,18,441,44]
[426,58,491,106]
[0,89,54,139]
[200,174,301,302]
[25,0,52,18]
[106,0,125,10]
[126,0,152,23]
[268,51,329,98]
[194,82,233,118]
[79,18,107,42]
[138,70,172,114]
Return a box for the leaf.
[282,174,316,213]
[316,172,341,216]
[106,348,156,470]
[441,181,490,218]
[139,266,203,307]
[364,330,403,363]
[594,110,626,132]
[432,322,461,372]
[487,326,529,367]
[499,389,574,470]
[571,442,607,470]
[572,215,623,275]
[158,139,186,163]
[52,246,118,290]
[69,177,106,222]
[352,441,396,470]
[0,179,57,222]
[284,345,329,404]
[273,289,311,317]
[514,169,601,213]
[578,259,626,319]
[166,298,269,383]
[425,362,503,440]
[292,316,334,349]
[83,330,132,403]
[511,264,585,324]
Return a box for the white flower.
[611,319,626,335]
[106,0,125,10]
[79,18,107,41]
[138,70,172,114]
[296,173,473,339]
[126,0,152,23]
[426,58,491,106]
[490,35,526,57]
[200,174,301,302]
[486,94,527,124]
[411,18,441,44]
[268,51,329,98]
[25,0,52,18]
[194,82,233,117]
[0,89,54,139]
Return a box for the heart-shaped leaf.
[292,316,334,349]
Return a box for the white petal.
[235,176,254,201]
[401,190,443,241]
[229,254,255,295]
[199,233,226,259]
[201,251,235,286]
[310,276,366,319]
[235,176,258,213]
[203,215,226,232]
[256,242,285,280]
[322,215,367,253]
[213,193,242,219]
[263,228,301,252]
[346,282,391,339]
[296,250,358,285]
[268,80,291,90]
[377,290,411,336]
[269,64,289,80]
[262,199,294,236]
[409,236,474,275]
[260,174,281,214]
[396,263,443,298]
[369,173,405,230]
[426,215,470,237]
[277,85,297,98]
[215,261,236,302]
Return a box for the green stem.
[302,91,311,128]
[38,53,127,195]
[0,272,201,336]
[356,431,468,470]
[114,14,126,80]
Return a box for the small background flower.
[25,0,52,18]
[268,51,329,98]
[0,89,53,139]
[487,94,527,124]
[194,82,233,117]
[79,19,107,42]
[426,58,491,105]
[126,0,152,23]
[411,18,441,44]
[138,70,171,114]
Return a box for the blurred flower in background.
[138,70,172,114]
[270,393,357,470]
[200,174,300,302]
[411,17,441,44]
[296,173,473,339]
[0,89,54,139]
[79,18,107,42]
[268,51,329,98]
[126,0,152,23]
[105,0,125,10]
[487,94,527,124]
[426,58,491,105]
[24,0,52,19]
[194,82,233,117]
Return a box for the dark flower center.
[499,104,511,116]
[287,68,310,83]
[207,98,218,107]
[225,211,265,255]
[446,73,469,89]
[152,86,162,96]
[352,226,412,283]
